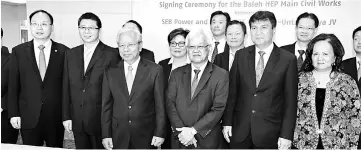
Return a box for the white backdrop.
[26,0,361,62]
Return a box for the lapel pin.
[55,50,58,52]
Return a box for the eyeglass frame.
[30,22,52,28]
[170,41,186,47]
[297,26,316,31]
[118,41,141,50]
[78,26,99,32]
[187,45,210,51]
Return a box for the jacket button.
[252,110,256,113]
[254,94,257,96]
[83,89,85,92]
[129,120,131,123]
[128,106,131,109]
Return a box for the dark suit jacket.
[167,62,229,148]
[8,40,69,129]
[141,48,155,62]
[280,42,296,54]
[1,46,10,110]
[341,57,361,149]
[102,58,166,149]
[62,41,120,135]
[223,44,298,148]
[158,58,172,88]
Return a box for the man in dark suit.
[122,20,155,62]
[222,11,298,149]
[209,11,231,62]
[214,20,247,71]
[62,12,120,149]
[8,10,68,147]
[166,28,229,149]
[341,26,361,149]
[101,28,166,149]
[1,28,19,144]
[281,12,319,71]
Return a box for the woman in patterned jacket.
[293,33,361,149]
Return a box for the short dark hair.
[249,11,277,29]
[78,12,102,28]
[123,20,143,34]
[225,20,247,35]
[29,9,54,25]
[352,26,361,39]
[296,12,319,28]
[210,11,231,24]
[301,34,344,73]
[167,28,190,45]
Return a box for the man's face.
[117,32,141,64]
[30,12,53,40]
[78,19,100,43]
[188,36,209,64]
[353,31,361,54]
[226,24,246,48]
[210,15,227,37]
[250,20,275,48]
[296,18,317,43]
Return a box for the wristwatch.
[191,127,197,135]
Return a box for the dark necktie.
[211,42,219,63]
[38,45,46,80]
[256,51,265,87]
[297,50,305,71]
[191,69,201,98]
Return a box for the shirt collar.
[212,37,226,44]
[168,56,191,64]
[191,61,208,72]
[124,56,141,69]
[295,41,306,51]
[34,39,51,50]
[84,40,100,51]
[256,43,274,54]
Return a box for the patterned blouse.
[293,71,361,149]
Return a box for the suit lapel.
[350,58,358,81]
[224,48,230,71]
[85,41,104,75]
[75,46,84,76]
[116,61,130,99]
[291,42,296,54]
[25,40,42,83]
[247,46,256,90]
[182,65,192,101]
[257,44,280,88]
[129,58,147,100]
[43,40,60,84]
[191,62,212,102]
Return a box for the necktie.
[38,45,46,80]
[229,51,235,71]
[357,60,361,81]
[256,51,265,87]
[191,69,201,98]
[297,50,305,71]
[211,42,219,63]
[126,66,134,94]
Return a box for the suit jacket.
[101,58,166,149]
[166,62,229,148]
[280,42,296,54]
[223,44,298,148]
[341,57,361,149]
[1,46,10,110]
[62,41,120,135]
[294,72,361,149]
[8,40,69,129]
[141,48,155,62]
[158,58,172,89]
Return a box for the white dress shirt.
[84,40,99,72]
[295,42,306,61]
[229,50,236,71]
[124,56,141,82]
[209,38,226,61]
[255,43,274,68]
[191,62,208,83]
[34,39,52,68]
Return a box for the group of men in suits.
[2,8,361,150]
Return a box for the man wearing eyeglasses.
[281,12,319,71]
[62,12,120,149]
[8,10,69,147]
[166,28,229,149]
[101,28,166,149]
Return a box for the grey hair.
[116,27,142,44]
[185,28,212,47]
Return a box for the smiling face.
[311,40,335,72]
[296,17,317,43]
[170,35,187,58]
[78,19,100,44]
[210,14,227,37]
[30,12,53,40]
[353,31,361,54]
[226,24,246,48]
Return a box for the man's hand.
[62,120,72,132]
[151,136,164,148]
[222,126,232,143]
[10,117,21,129]
[278,137,291,150]
[184,137,197,147]
[176,127,196,145]
[102,138,113,150]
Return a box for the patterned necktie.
[256,51,265,87]
[357,60,361,81]
[126,66,134,94]
[297,50,305,71]
[211,42,219,63]
[38,45,46,80]
[191,69,201,98]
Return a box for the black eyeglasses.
[78,26,99,31]
[170,42,186,47]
